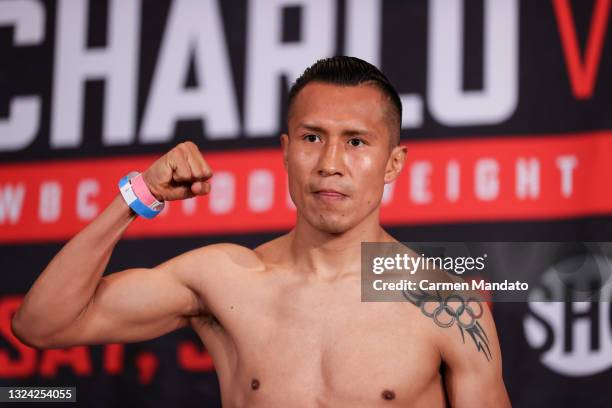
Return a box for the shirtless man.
[12,56,511,407]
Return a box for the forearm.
[12,194,136,344]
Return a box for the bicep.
[45,242,256,348]
[48,266,201,347]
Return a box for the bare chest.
[196,277,445,407]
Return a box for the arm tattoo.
[402,289,492,361]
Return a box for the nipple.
[381,389,396,401]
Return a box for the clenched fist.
[142,141,213,201]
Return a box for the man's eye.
[304,134,320,142]
[348,138,365,147]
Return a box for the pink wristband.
[131,173,162,207]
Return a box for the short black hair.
[287,56,402,146]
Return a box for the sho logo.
[523,248,612,376]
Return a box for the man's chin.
[310,216,352,235]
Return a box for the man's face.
[281,82,406,234]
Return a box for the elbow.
[11,313,48,349]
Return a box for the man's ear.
[280,133,289,169]
[384,144,407,184]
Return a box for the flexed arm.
[11,142,213,348]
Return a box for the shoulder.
[188,242,266,270]
[183,236,292,274]
[157,242,267,279]
[253,233,291,264]
[434,297,500,366]
[403,273,501,366]
[426,298,510,406]
[404,287,502,375]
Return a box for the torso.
[187,240,448,407]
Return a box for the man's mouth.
[313,189,347,200]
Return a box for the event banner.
[1,0,612,242]
[1,0,612,407]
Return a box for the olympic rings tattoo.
[403,288,492,361]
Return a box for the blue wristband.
[118,173,164,219]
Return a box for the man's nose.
[317,138,344,177]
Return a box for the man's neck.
[287,212,394,281]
